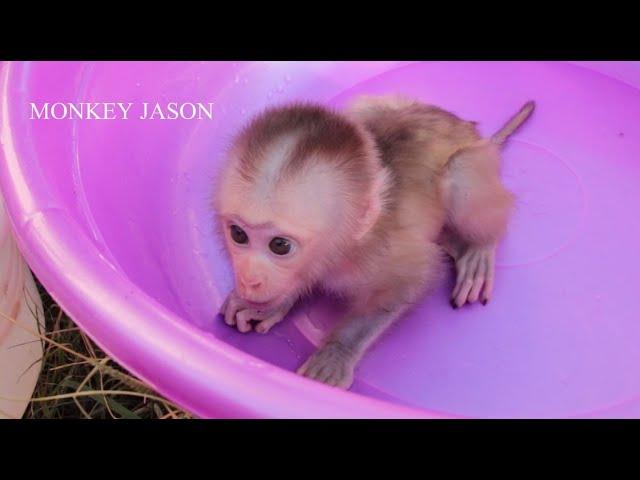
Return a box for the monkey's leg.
[297,306,405,389]
[443,142,514,308]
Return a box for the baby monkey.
[214,95,534,389]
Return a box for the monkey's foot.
[451,245,495,308]
[297,341,356,389]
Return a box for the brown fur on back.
[347,95,481,177]
[324,95,484,312]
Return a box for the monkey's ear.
[353,168,390,240]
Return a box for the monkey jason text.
[214,95,534,389]
[29,102,215,120]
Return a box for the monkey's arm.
[297,305,407,389]
[220,290,298,334]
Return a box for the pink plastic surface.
[1,61,640,418]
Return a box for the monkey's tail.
[490,101,535,146]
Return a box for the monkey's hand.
[451,244,496,308]
[219,290,295,334]
[297,341,357,389]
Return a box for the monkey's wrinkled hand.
[219,290,294,334]
[297,341,357,389]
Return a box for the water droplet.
[234,75,240,84]
[241,108,247,116]
[247,359,266,369]
[276,84,285,93]
[135,82,141,87]
[267,91,273,99]
[285,74,292,83]
[243,78,249,85]
[273,331,301,359]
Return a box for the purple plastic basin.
[1,61,640,418]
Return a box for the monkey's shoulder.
[322,207,445,303]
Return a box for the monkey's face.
[216,169,345,310]
[219,216,309,308]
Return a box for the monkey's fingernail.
[450,299,458,309]
[482,299,488,306]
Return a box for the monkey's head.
[214,103,390,309]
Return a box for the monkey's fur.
[215,95,534,388]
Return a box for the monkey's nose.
[239,278,263,293]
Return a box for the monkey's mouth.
[244,299,275,310]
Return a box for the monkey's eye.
[229,225,249,244]
[269,237,292,255]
